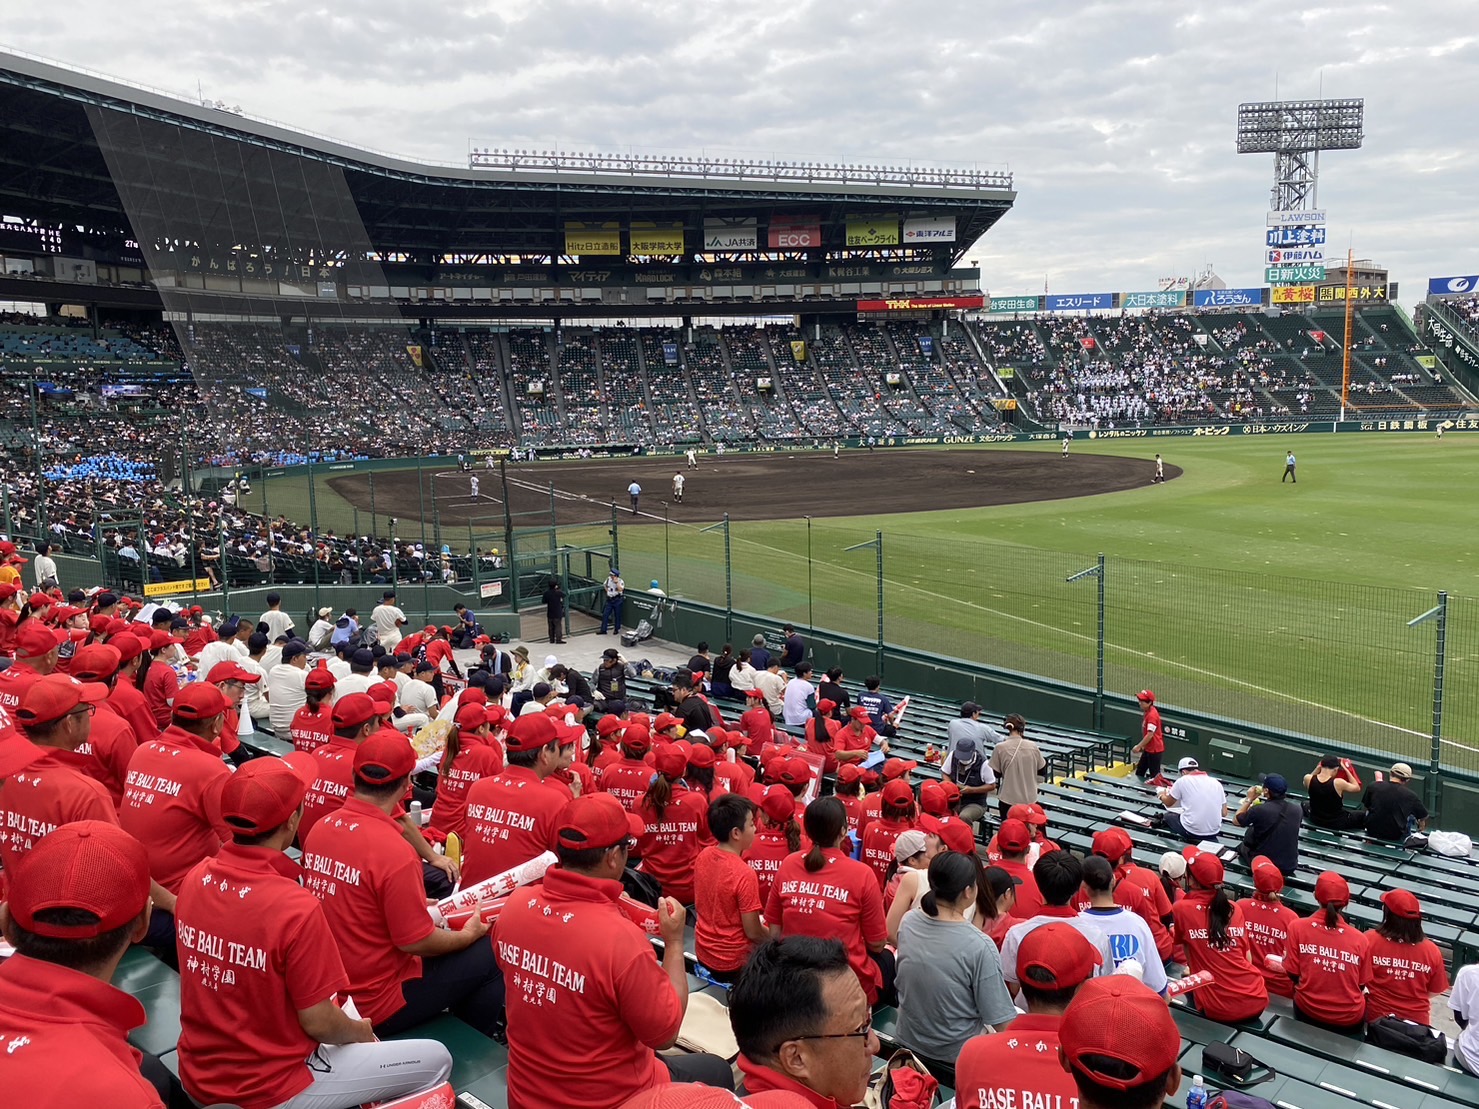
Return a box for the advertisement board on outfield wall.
[856,296,985,312]
[1045,293,1113,312]
[629,223,685,255]
[1121,290,1185,309]
[902,216,956,243]
[1316,284,1387,302]
[844,218,900,247]
[1267,209,1326,226]
[563,223,621,255]
[1271,285,1316,304]
[988,295,1041,313]
[702,218,758,251]
[1428,276,1479,296]
[1192,287,1265,308]
[767,218,823,249]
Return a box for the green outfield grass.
[258,434,1479,764]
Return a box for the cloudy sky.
[7,1,1476,302]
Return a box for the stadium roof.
[0,48,1015,265]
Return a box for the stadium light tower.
[1236,98,1363,211]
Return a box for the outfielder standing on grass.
[1282,450,1297,483]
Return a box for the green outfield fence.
[606,513,1479,781]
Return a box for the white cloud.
[5,0,1475,301]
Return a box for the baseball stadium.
[7,39,1479,1108]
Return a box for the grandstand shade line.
[509,473,1430,744]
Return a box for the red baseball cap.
[108,631,147,663]
[28,592,53,609]
[331,692,380,729]
[1188,852,1225,887]
[1137,690,1156,704]
[221,753,319,834]
[620,724,653,755]
[938,779,961,804]
[454,703,490,731]
[1250,855,1285,894]
[744,688,765,699]
[69,643,122,682]
[654,745,688,779]
[304,664,337,693]
[596,714,626,738]
[6,821,151,938]
[780,757,813,787]
[207,661,260,685]
[816,698,837,716]
[1092,827,1134,861]
[172,682,230,722]
[353,731,415,784]
[760,785,796,824]
[460,688,489,707]
[555,793,645,851]
[485,704,508,728]
[882,757,917,780]
[149,628,183,651]
[836,764,863,785]
[1381,888,1421,919]
[688,744,716,770]
[847,706,871,722]
[997,817,1032,853]
[918,781,950,816]
[0,582,22,599]
[1059,977,1179,1091]
[13,622,67,659]
[1314,870,1350,906]
[17,674,108,727]
[654,713,683,734]
[881,779,914,807]
[1018,921,1104,989]
[505,713,561,753]
[919,812,975,855]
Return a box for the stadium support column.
[1340,248,1356,417]
[498,457,516,615]
[1066,556,1106,731]
[843,532,885,679]
[307,453,321,614]
[218,512,230,613]
[28,375,47,534]
[1,483,9,536]
[416,456,431,623]
[609,502,620,591]
[353,509,363,585]
[138,508,149,591]
[469,522,480,598]
[700,515,732,644]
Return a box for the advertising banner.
[1192,287,1264,308]
[1417,354,1438,369]
[989,295,1040,313]
[1266,264,1326,283]
[768,217,823,249]
[918,336,934,357]
[1122,290,1186,309]
[1266,247,1325,266]
[1271,285,1316,304]
[144,578,212,597]
[845,217,900,247]
[563,222,621,255]
[1045,293,1113,312]
[629,223,685,255]
[1267,226,1326,247]
[1316,284,1387,302]
[662,341,679,366]
[702,218,758,251]
[789,340,807,362]
[405,344,424,368]
[856,296,985,312]
[1428,275,1479,296]
[1267,209,1326,226]
[1158,277,1191,291]
[902,216,956,243]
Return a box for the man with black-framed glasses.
[729,937,879,1108]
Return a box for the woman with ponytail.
[1364,888,1448,1025]
[635,744,707,904]
[743,785,808,902]
[1283,870,1371,1031]
[289,665,337,754]
[765,796,892,1007]
[426,702,504,842]
[1171,851,1269,1023]
[894,851,1017,1086]
[862,779,919,889]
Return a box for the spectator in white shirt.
[1450,965,1479,1076]
[399,660,439,728]
[782,662,817,727]
[1158,757,1228,843]
[1077,856,1167,994]
[33,543,59,590]
[258,592,295,642]
[306,607,335,649]
[266,641,310,735]
[371,589,407,650]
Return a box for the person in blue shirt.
[747,634,771,673]
[627,480,642,514]
[855,676,897,737]
[1282,451,1297,483]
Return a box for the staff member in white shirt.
[371,589,406,650]
[266,641,311,736]
[1158,757,1227,844]
[33,543,59,590]
[782,662,816,727]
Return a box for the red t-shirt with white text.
[765,848,886,1003]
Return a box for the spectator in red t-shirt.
[737,689,775,750]
[1364,888,1449,1025]
[994,819,1046,920]
[804,698,843,771]
[1130,689,1165,785]
[426,703,505,843]
[834,764,868,839]
[861,780,918,889]
[598,724,657,812]
[694,794,767,981]
[1170,851,1268,1023]
[744,785,806,903]
[1236,855,1300,999]
[1284,871,1370,1032]
[975,864,1022,949]
[289,666,336,753]
[635,745,708,904]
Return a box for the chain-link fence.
[617,512,1477,772]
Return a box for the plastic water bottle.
[410,800,423,826]
[1186,1075,1207,1109]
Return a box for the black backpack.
[1366,1015,1448,1063]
